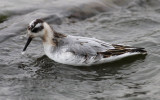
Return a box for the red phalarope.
[22,19,147,66]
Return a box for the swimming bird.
[22,19,147,66]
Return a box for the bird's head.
[27,19,45,38]
[22,19,53,53]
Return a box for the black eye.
[30,24,44,33]
[32,28,39,33]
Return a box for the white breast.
[43,43,53,59]
[43,43,86,66]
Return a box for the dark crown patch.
[28,19,44,33]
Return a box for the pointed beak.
[22,36,33,52]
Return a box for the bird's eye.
[32,28,39,33]
[31,24,44,33]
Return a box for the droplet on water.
[21,51,25,55]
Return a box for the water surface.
[0,0,160,100]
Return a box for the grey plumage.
[53,35,146,59]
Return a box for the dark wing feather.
[98,44,147,58]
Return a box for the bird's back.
[48,35,146,66]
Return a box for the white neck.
[44,22,54,38]
[42,22,55,45]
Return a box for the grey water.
[0,0,160,100]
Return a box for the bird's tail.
[129,47,147,55]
